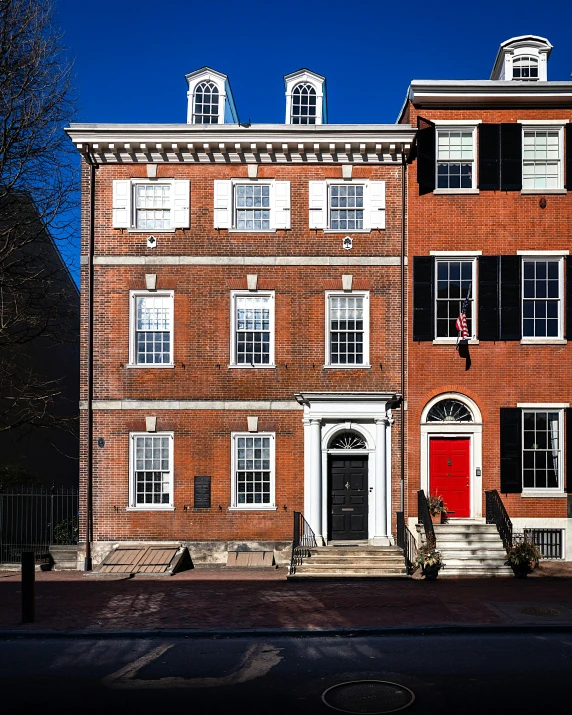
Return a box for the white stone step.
[438,549,507,560]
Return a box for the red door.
[430,438,470,518]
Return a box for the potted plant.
[427,493,447,524]
[415,542,445,580]
[506,539,542,578]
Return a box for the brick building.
[401,35,572,565]
[67,68,415,568]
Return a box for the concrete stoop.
[288,545,408,579]
[434,523,513,577]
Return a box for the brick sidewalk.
[1,561,572,633]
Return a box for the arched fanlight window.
[291,83,317,125]
[427,399,473,423]
[329,431,367,450]
[512,56,539,81]
[193,82,220,124]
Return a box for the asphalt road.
[1,633,571,714]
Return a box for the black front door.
[329,455,368,540]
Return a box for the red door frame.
[429,437,471,518]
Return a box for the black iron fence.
[0,486,79,564]
[513,529,563,560]
[485,489,513,551]
[289,511,317,575]
[396,511,417,574]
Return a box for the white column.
[302,418,311,518]
[309,418,322,541]
[375,417,388,543]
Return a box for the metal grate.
[322,680,415,714]
[524,528,563,559]
[519,606,561,617]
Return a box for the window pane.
[522,260,561,338]
[135,296,172,364]
[434,260,474,338]
[235,296,271,364]
[522,411,560,490]
[330,295,365,364]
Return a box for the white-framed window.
[513,56,539,81]
[522,257,563,339]
[522,410,563,491]
[325,291,370,367]
[522,127,564,190]
[231,432,275,509]
[213,180,290,231]
[112,179,190,231]
[436,127,476,190]
[230,291,275,367]
[308,180,385,231]
[193,81,220,124]
[129,291,174,366]
[129,432,174,509]
[291,83,317,124]
[435,258,476,339]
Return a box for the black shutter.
[413,256,435,341]
[567,257,572,340]
[478,256,499,340]
[417,116,435,195]
[500,124,522,191]
[567,124,572,191]
[500,408,522,494]
[478,124,500,190]
[499,256,521,340]
[566,409,572,493]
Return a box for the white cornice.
[407,80,572,108]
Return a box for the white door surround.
[419,393,483,520]
[295,392,399,545]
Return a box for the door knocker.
[345,482,350,489]
[447,458,452,467]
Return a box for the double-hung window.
[135,184,172,230]
[235,184,270,230]
[231,433,275,509]
[329,185,364,230]
[436,127,476,190]
[213,180,291,231]
[435,259,476,339]
[522,127,563,190]
[230,292,275,367]
[308,180,385,231]
[522,410,562,491]
[112,179,190,230]
[522,258,563,339]
[325,292,370,367]
[129,292,174,366]
[129,433,174,509]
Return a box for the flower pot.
[422,564,440,580]
[511,563,533,578]
[430,513,442,525]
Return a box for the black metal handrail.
[289,511,317,575]
[485,489,513,551]
[396,511,417,574]
[417,490,436,548]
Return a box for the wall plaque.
[194,476,211,508]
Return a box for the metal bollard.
[21,551,35,623]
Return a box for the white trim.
[324,291,370,368]
[128,290,174,368]
[521,124,565,191]
[517,250,569,255]
[129,432,174,510]
[432,119,483,125]
[90,255,403,266]
[435,124,478,191]
[521,408,564,494]
[520,338,567,345]
[433,189,480,195]
[82,399,302,410]
[430,250,483,256]
[433,257,478,341]
[229,179,277,233]
[229,291,275,367]
[517,402,570,408]
[521,255,564,341]
[517,119,570,125]
[230,432,276,510]
[433,339,480,346]
[520,492,568,498]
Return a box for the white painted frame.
[420,393,483,519]
[434,123,478,192]
[324,291,370,368]
[521,407,565,495]
[229,179,276,233]
[229,432,276,510]
[229,291,275,368]
[520,255,564,341]
[324,179,371,233]
[433,256,478,343]
[128,290,175,368]
[520,124,565,192]
[128,432,174,510]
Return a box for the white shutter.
[273,181,291,230]
[213,180,232,229]
[172,180,190,228]
[369,181,386,230]
[112,180,131,228]
[308,181,327,229]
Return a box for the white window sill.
[126,363,176,368]
[228,229,277,234]
[433,338,479,345]
[228,364,276,369]
[520,189,566,195]
[521,492,567,498]
[433,188,479,195]
[323,364,372,369]
[228,506,277,511]
[126,229,177,233]
[323,229,372,234]
[520,339,566,345]
[125,506,176,511]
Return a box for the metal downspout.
[400,146,407,513]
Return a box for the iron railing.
[396,511,417,574]
[514,528,563,559]
[485,489,512,551]
[417,490,436,548]
[0,486,79,564]
[289,511,317,575]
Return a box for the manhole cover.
[519,606,561,617]
[322,680,415,714]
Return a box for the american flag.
[455,288,471,342]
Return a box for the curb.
[1,623,572,639]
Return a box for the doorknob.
[345,482,350,489]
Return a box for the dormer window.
[291,83,317,124]
[513,56,539,81]
[193,81,219,123]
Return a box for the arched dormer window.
[193,81,220,123]
[513,56,539,80]
[291,83,317,124]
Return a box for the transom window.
[135,184,171,230]
[131,434,173,507]
[522,259,561,338]
[327,293,369,366]
[522,410,561,490]
[235,184,270,230]
[131,293,173,366]
[233,434,274,507]
[291,83,317,124]
[513,56,539,81]
[522,129,561,189]
[427,399,473,423]
[435,260,475,339]
[436,129,475,189]
[193,81,219,124]
[233,294,273,365]
[329,185,364,230]
[329,431,367,450]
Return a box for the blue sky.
[56,0,572,277]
